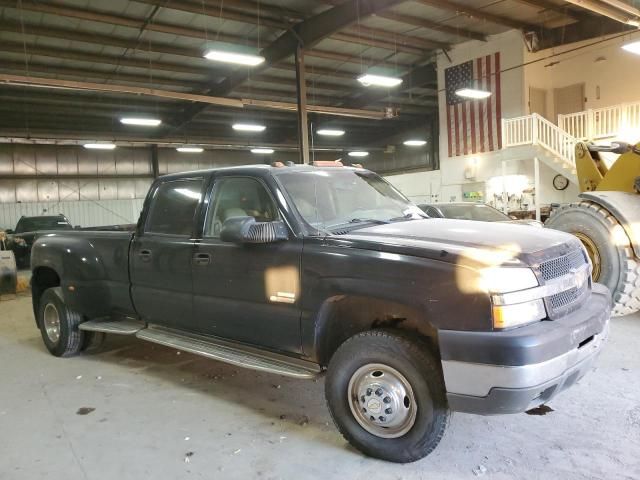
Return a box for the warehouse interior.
[1,0,640,478]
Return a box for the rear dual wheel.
[325,330,449,463]
[38,287,104,356]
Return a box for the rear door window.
[145,179,204,236]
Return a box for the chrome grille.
[539,248,586,281]
[539,248,590,317]
[549,283,588,310]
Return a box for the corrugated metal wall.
[0,144,302,230]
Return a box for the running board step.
[136,325,321,379]
[80,318,146,335]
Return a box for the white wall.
[385,170,442,204]
[524,31,640,119]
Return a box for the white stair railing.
[503,113,576,168]
[558,101,640,141]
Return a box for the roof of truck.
[158,163,366,181]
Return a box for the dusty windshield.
[276,168,425,233]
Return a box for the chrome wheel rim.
[43,303,61,344]
[348,363,417,438]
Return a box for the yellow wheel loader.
[546,141,640,316]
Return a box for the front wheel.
[546,201,640,316]
[325,330,449,463]
[38,287,86,357]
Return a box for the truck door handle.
[138,249,152,262]
[193,253,211,266]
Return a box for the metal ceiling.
[0,0,631,150]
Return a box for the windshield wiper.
[388,213,416,222]
[327,218,390,233]
[349,218,390,225]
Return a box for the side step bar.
[79,318,146,335]
[136,325,321,379]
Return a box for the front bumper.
[439,283,611,415]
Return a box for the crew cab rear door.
[191,174,303,353]
[130,177,205,331]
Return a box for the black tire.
[38,287,86,357]
[325,330,449,463]
[546,201,640,316]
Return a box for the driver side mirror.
[4,229,13,234]
[220,216,288,244]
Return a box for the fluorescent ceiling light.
[317,129,345,136]
[622,41,640,55]
[176,147,203,153]
[357,74,403,88]
[232,123,266,132]
[204,49,265,66]
[455,88,492,99]
[348,151,369,157]
[84,143,116,150]
[120,117,162,126]
[404,139,427,146]
[251,148,274,154]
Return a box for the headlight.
[479,267,546,329]
[479,267,538,293]
[492,299,546,329]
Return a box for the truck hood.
[338,218,580,267]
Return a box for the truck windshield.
[437,204,510,222]
[276,169,425,233]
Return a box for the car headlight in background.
[479,267,547,329]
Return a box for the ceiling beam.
[417,0,542,30]
[374,11,487,42]
[0,41,208,76]
[0,61,206,90]
[0,74,388,120]
[176,0,410,126]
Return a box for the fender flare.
[580,191,640,258]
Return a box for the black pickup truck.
[30,164,610,463]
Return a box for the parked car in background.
[5,214,73,268]
[419,202,543,227]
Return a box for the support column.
[534,157,541,222]
[295,45,310,165]
[501,160,508,214]
[151,144,159,178]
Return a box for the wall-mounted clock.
[553,174,569,191]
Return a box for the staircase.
[502,113,578,184]
[502,101,640,186]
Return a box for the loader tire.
[546,200,640,316]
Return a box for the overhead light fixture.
[84,143,116,150]
[317,129,345,136]
[120,117,161,127]
[404,140,427,146]
[204,49,265,66]
[357,74,403,88]
[232,123,266,132]
[251,148,274,154]
[622,40,640,55]
[455,88,492,99]
[348,151,369,157]
[176,147,203,153]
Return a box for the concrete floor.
[1,296,639,480]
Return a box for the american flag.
[445,52,502,157]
